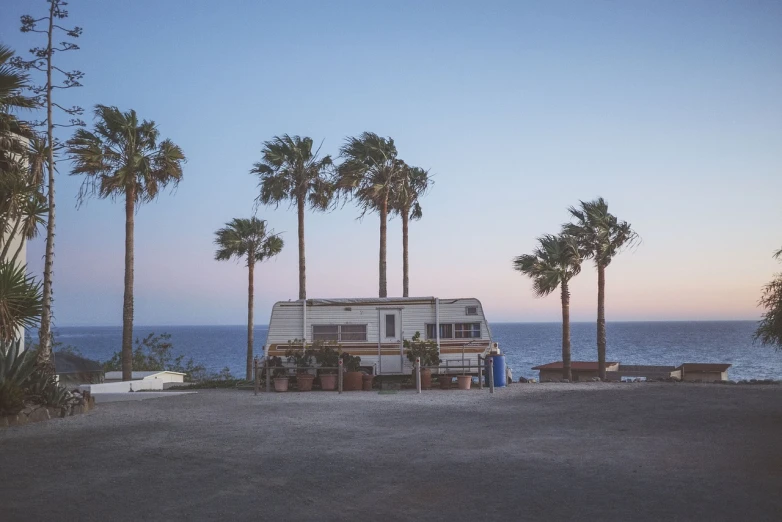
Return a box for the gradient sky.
[2,0,781,326]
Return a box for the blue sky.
[2,0,781,325]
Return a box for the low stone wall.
[1,391,96,428]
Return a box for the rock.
[591,377,601,382]
[518,377,529,383]
[28,407,50,423]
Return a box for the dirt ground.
[1,383,781,521]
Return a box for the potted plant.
[341,352,363,391]
[285,342,315,391]
[439,374,452,390]
[268,356,288,392]
[313,341,340,391]
[404,332,441,390]
[362,373,374,391]
[456,374,472,390]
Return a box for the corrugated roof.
[678,363,731,372]
[275,297,481,306]
[532,361,619,370]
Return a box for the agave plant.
[0,339,37,414]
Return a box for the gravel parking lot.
[1,383,781,521]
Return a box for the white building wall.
[2,134,29,350]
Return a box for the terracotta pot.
[439,375,452,390]
[273,377,289,392]
[457,375,472,390]
[362,374,374,391]
[343,371,363,391]
[416,368,432,389]
[297,374,315,392]
[320,373,337,391]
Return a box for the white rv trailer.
[264,297,496,375]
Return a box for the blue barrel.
[484,355,507,387]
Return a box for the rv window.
[385,314,396,338]
[454,323,481,339]
[340,324,367,341]
[312,325,339,341]
[425,324,453,339]
[312,324,367,342]
[465,306,478,316]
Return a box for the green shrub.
[312,341,341,374]
[102,332,209,382]
[285,340,314,371]
[340,352,362,372]
[404,331,441,367]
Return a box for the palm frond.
[513,233,583,298]
[214,217,284,266]
[67,105,185,207]
[251,135,333,212]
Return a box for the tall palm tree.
[391,163,431,297]
[337,132,404,298]
[251,135,332,300]
[67,105,186,381]
[214,217,283,380]
[564,197,638,379]
[514,234,582,381]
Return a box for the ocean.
[48,321,780,381]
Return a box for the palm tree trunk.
[597,263,607,379]
[121,188,135,381]
[38,5,56,367]
[561,281,572,381]
[379,196,388,298]
[246,253,255,381]
[402,206,409,298]
[0,214,22,262]
[297,193,306,300]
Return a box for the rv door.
[379,309,403,374]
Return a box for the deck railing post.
[415,357,421,394]
[338,359,343,394]
[479,355,484,390]
[254,357,259,396]
[265,355,271,393]
[489,357,495,394]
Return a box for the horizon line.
[47,318,759,329]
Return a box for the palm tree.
[391,163,431,297]
[1,44,41,261]
[0,261,42,343]
[214,217,283,380]
[564,197,638,379]
[513,234,582,381]
[67,105,186,381]
[251,135,332,300]
[337,132,404,298]
[0,44,37,135]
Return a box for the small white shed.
[104,371,186,384]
